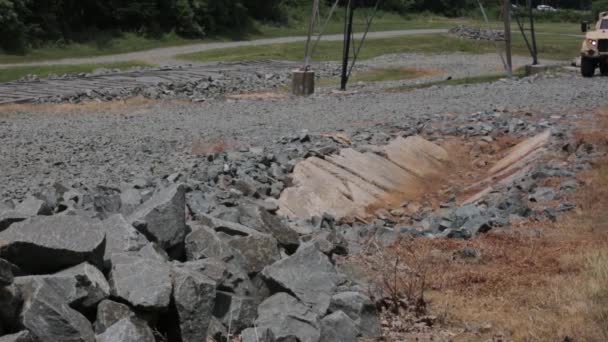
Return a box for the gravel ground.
[1,64,605,200]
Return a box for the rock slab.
[0,216,106,274]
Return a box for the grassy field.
[2,12,582,65]
[0,13,457,65]
[0,61,153,83]
[177,29,581,63]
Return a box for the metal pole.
[527,0,538,64]
[503,0,513,77]
[514,9,534,58]
[341,0,354,90]
[303,0,320,70]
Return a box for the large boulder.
[328,292,381,338]
[14,262,110,311]
[0,258,14,286]
[109,254,172,311]
[99,215,148,269]
[228,234,281,274]
[128,184,186,251]
[255,293,320,342]
[94,317,155,342]
[0,216,106,274]
[0,331,36,342]
[18,278,95,342]
[261,244,339,314]
[319,311,359,342]
[171,267,216,342]
[94,300,134,334]
[238,205,300,252]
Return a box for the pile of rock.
[27,62,366,104]
[449,25,505,41]
[0,180,381,342]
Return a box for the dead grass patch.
[351,111,608,341]
[225,90,288,101]
[0,96,187,115]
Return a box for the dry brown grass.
[0,96,187,115]
[352,111,608,341]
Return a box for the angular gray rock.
[0,258,14,286]
[14,262,110,311]
[119,189,142,216]
[171,267,216,342]
[213,292,257,334]
[0,286,21,334]
[228,234,281,274]
[0,196,52,232]
[207,317,229,342]
[255,293,320,342]
[0,331,36,342]
[95,317,155,342]
[0,216,106,274]
[238,205,300,252]
[99,214,148,269]
[93,193,122,219]
[528,187,556,203]
[185,191,214,219]
[109,254,172,310]
[55,262,111,309]
[181,259,256,297]
[94,300,134,334]
[319,311,359,342]
[199,213,261,237]
[261,244,339,314]
[328,292,381,338]
[241,327,275,342]
[184,224,234,261]
[15,196,53,216]
[128,184,186,251]
[137,243,169,262]
[19,278,95,342]
[0,211,28,232]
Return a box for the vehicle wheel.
[581,57,596,77]
[600,61,608,76]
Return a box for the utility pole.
[527,0,538,65]
[503,0,513,77]
[340,0,355,90]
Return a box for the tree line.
[0,0,599,53]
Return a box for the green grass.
[393,67,528,91]
[0,61,153,83]
[255,11,462,38]
[177,30,581,63]
[318,67,431,86]
[0,32,207,64]
[0,15,584,65]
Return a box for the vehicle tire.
[600,61,608,76]
[581,57,596,77]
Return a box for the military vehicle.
[580,12,608,77]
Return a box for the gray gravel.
[1,66,606,200]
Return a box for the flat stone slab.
[278,136,450,219]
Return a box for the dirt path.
[0,29,447,68]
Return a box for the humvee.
[580,12,608,77]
